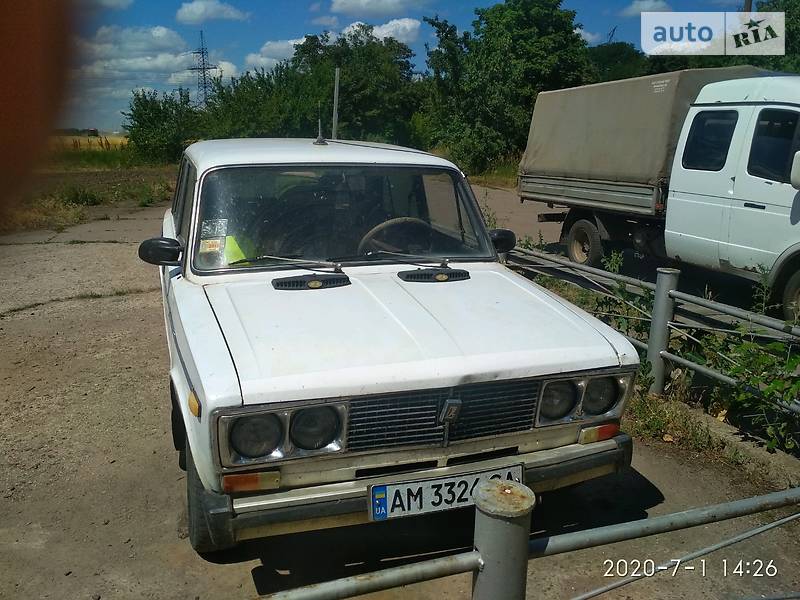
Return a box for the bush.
[123,88,197,163]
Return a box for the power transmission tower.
[189,31,217,107]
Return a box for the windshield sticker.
[201,219,228,239]
[199,237,225,254]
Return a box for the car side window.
[747,108,800,183]
[178,163,197,243]
[682,110,739,172]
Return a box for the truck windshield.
[193,165,493,271]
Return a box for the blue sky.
[67,0,745,130]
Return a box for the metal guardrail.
[509,247,800,414]
[269,482,800,600]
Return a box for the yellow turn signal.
[578,423,620,444]
[188,391,201,418]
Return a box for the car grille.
[346,378,540,452]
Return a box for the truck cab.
[666,76,800,318]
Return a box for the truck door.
[724,107,800,274]
[665,108,745,269]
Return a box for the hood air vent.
[272,274,351,291]
[397,268,470,283]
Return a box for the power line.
[188,30,217,106]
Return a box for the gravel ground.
[0,190,798,600]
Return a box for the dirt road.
[1,190,798,599]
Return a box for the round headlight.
[583,377,618,415]
[290,407,341,450]
[230,414,283,458]
[540,380,578,421]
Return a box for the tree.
[196,26,423,145]
[588,42,649,82]
[123,88,197,162]
[424,0,594,172]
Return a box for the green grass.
[47,147,159,169]
[469,155,519,189]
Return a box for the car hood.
[203,263,637,405]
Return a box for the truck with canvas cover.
[518,68,800,320]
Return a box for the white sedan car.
[138,138,639,553]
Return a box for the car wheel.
[782,270,800,322]
[567,219,604,267]
[186,441,233,555]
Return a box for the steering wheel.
[357,217,434,255]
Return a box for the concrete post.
[647,267,680,394]
[471,479,536,600]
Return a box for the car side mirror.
[489,228,516,254]
[791,151,800,190]
[139,237,183,266]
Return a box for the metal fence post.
[472,479,536,600]
[647,267,680,394]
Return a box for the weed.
[59,186,102,206]
[479,189,499,230]
[0,196,86,233]
[134,181,172,207]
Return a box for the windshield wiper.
[327,250,452,268]
[228,253,343,272]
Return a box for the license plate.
[369,465,523,521]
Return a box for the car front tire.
[186,440,235,555]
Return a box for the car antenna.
[314,101,327,145]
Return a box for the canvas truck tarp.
[519,67,766,186]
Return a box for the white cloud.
[176,0,249,25]
[331,0,428,18]
[620,0,672,17]
[75,25,186,62]
[245,37,306,69]
[648,40,714,54]
[575,27,602,44]
[343,18,422,43]
[312,15,340,27]
[309,1,322,11]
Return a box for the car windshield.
[192,165,493,272]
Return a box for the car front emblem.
[435,273,449,282]
[439,396,462,424]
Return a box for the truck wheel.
[567,219,604,267]
[186,441,234,555]
[782,271,800,322]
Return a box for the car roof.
[696,75,800,105]
[184,138,460,174]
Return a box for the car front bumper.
[199,434,632,545]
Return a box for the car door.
[665,108,746,269]
[724,107,800,274]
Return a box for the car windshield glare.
[192,165,493,271]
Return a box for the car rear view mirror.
[489,228,516,254]
[139,237,183,266]
[791,151,800,190]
